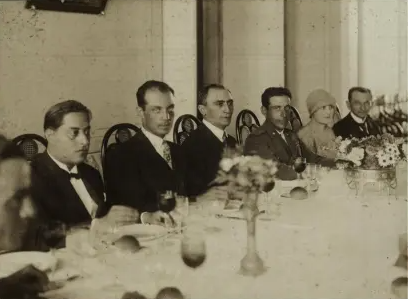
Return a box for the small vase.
[239,192,266,277]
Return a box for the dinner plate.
[116,224,168,242]
[0,251,58,278]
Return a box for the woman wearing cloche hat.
[297,89,339,159]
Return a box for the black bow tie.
[64,171,81,180]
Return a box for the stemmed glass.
[293,157,307,180]
[42,221,67,250]
[41,221,66,272]
[305,163,317,192]
[158,190,177,227]
[174,195,189,233]
[158,191,176,212]
[180,226,206,269]
[203,199,224,233]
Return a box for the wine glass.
[89,218,118,254]
[293,157,307,180]
[202,199,224,233]
[174,195,189,233]
[180,227,206,269]
[42,221,67,250]
[158,190,176,213]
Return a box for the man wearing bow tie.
[181,84,237,199]
[333,87,381,139]
[30,100,108,232]
[105,80,185,226]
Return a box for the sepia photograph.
[0,0,407,298]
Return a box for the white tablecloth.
[47,169,407,299]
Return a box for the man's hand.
[106,205,140,227]
[0,265,50,298]
[140,211,173,227]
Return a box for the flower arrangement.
[336,133,407,169]
[213,146,278,193]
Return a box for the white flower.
[220,158,234,172]
[384,143,400,156]
[346,147,364,166]
[339,139,351,154]
[377,150,397,167]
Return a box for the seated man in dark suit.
[105,80,185,226]
[0,135,51,298]
[31,100,108,233]
[333,86,380,139]
[244,87,335,180]
[181,84,237,198]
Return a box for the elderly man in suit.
[181,84,237,199]
[31,100,109,235]
[333,87,380,139]
[105,80,185,226]
[244,87,335,180]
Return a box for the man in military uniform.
[244,87,335,180]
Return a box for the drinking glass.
[293,157,307,180]
[305,163,317,180]
[180,226,206,269]
[89,218,118,253]
[158,191,176,213]
[174,195,189,233]
[42,221,67,250]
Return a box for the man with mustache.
[333,87,380,139]
[105,80,185,225]
[181,84,236,198]
[30,100,108,240]
[244,87,335,180]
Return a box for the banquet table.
[46,168,407,299]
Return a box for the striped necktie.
[222,132,228,147]
[162,141,173,169]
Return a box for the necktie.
[277,130,287,143]
[359,122,369,136]
[162,141,173,169]
[222,132,228,147]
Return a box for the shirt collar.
[350,112,366,124]
[141,126,165,148]
[203,119,226,142]
[47,151,78,174]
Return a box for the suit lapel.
[77,164,103,205]
[263,122,293,162]
[42,154,90,221]
[137,132,173,171]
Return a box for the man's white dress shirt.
[48,152,97,218]
[203,119,227,142]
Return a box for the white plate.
[116,224,168,242]
[0,251,58,278]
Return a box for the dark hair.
[43,100,92,131]
[348,87,372,101]
[261,87,292,108]
[136,80,175,109]
[197,84,230,106]
[0,135,24,162]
